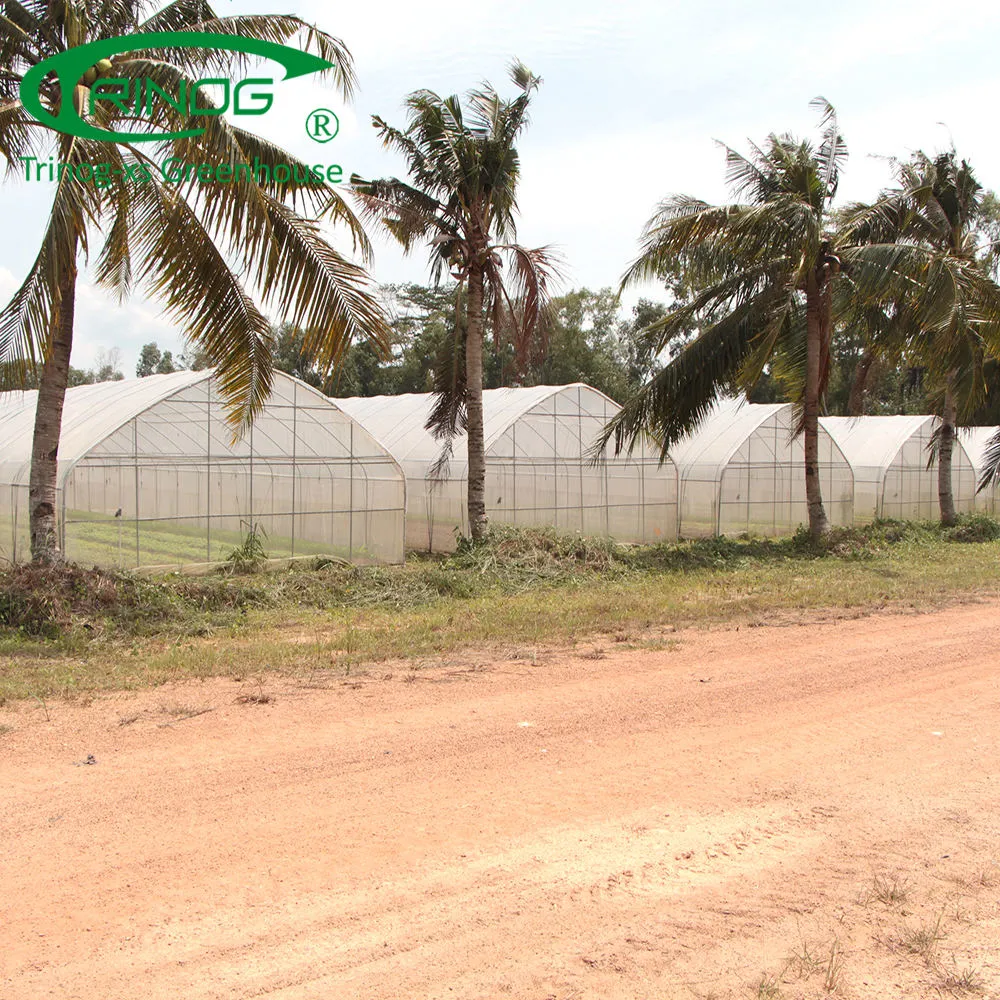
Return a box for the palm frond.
[128,14,355,95]
[0,138,95,368]
[978,428,1000,491]
[350,174,446,253]
[487,243,563,367]
[124,172,274,431]
[250,196,391,376]
[596,284,789,459]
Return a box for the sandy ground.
[2,603,1000,999]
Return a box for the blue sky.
[2,0,999,373]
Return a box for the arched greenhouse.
[672,398,855,537]
[0,370,406,569]
[821,415,976,522]
[337,384,679,552]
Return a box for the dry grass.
[864,871,914,906]
[895,911,946,958]
[2,520,1000,701]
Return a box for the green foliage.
[223,523,269,575]
[944,511,1000,543]
[788,516,1000,557]
[274,283,669,404]
[839,150,1000,423]
[0,1,389,433]
[2,521,1000,701]
[351,61,559,469]
[604,100,852,461]
[137,342,180,378]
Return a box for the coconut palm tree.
[840,151,1000,524]
[0,0,390,562]
[351,61,558,542]
[601,102,1000,540]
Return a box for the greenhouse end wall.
[674,401,854,538]
[0,372,406,569]
[822,416,976,523]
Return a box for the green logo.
[306,108,340,143]
[19,31,333,143]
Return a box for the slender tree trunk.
[847,348,875,416]
[938,384,957,527]
[465,264,487,542]
[29,248,78,564]
[804,272,830,541]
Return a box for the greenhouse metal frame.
[672,398,855,537]
[821,415,976,522]
[0,370,406,569]
[338,384,679,552]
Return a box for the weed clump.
[945,511,1000,543]
[1,515,998,646]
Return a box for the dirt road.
[2,603,999,999]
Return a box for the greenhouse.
[337,384,678,552]
[0,370,406,569]
[821,415,976,522]
[959,426,1000,513]
[671,398,855,537]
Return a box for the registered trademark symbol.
[306,108,340,143]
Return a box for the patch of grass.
[2,519,1000,700]
[937,961,984,994]
[0,723,13,736]
[752,973,783,999]
[786,937,843,992]
[158,701,204,717]
[224,523,269,575]
[235,680,274,705]
[896,911,946,958]
[968,865,997,888]
[822,938,844,993]
[865,871,913,906]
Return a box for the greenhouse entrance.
[0,371,406,569]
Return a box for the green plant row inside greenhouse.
[0,371,996,571]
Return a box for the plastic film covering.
[822,415,976,522]
[0,371,405,568]
[672,398,855,537]
[338,384,678,552]
[959,426,1000,513]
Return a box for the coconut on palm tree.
[351,61,559,542]
[1,0,390,563]
[601,102,1000,541]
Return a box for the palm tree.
[601,103,1000,541]
[1,0,390,563]
[601,100,850,540]
[351,61,558,542]
[840,151,1000,524]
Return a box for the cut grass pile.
[2,515,1000,701]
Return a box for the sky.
[2,0,999,374]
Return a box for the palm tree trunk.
[938,384,957,527]
[804,274,830,541]
[848,348,875,416]
[465,264,487,542]
[29,250,78,564]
